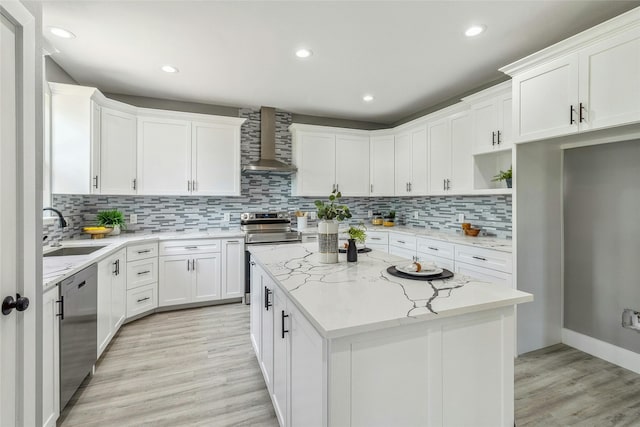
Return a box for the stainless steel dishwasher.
[59,263,97,411]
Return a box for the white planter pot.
[110,224,121,236]
[317,220,339,264]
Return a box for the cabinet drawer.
[388,232,417,251]
[127,242,158,262]
[454,262,513,288]
[415,253,454,271]
[366,231,388,245]
[159,239,221,256]
[454,245,512,273]
[389,245,416,261]
[416,237,454,260]
[126,283,158,318]
[367,243,389,254]
[301,234,318,243]
[127,257,158,290]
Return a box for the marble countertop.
[249,243,531,339]
[43,229,245,291]
[296,224,512,253]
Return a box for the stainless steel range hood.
[243,107,297,173]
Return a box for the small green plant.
[96,209,126,229]
[386,210,396,220]
[347,224,367,244]
[314,190,352,221]
[492,166,513,182]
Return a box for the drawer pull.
[137,270,151,275]
[306,236,317,240]
[184,246,200,250]
[370,237,382,241]
[428,246,439,251]
[397,240,406,244]
[472,256,487,261]
[226,240,240,243]
[137,297,150,303]
[137,249,151,254]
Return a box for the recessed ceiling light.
[465,25,486,37]
[363,94,374,102]
[295,48,313,59]
[161,65,179,73]
[49,27,75,39]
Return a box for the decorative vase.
[110,224,121,236]
[506,178,512,189]
[347,239,358,262]
[317,220,339,264]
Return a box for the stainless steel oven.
[242,211,301,303]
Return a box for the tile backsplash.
[44,108,512,244]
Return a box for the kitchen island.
[249,243,532,427]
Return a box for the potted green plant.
[346,223,367,262]
[314,190,352,263]
[96,209,126,236]
[384,210,396,227]
[492,166,513,188]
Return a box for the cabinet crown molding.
[289,123,370,136]
[461,81,511,104]
[500,6,640,76]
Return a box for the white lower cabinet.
[455,262,513,288]
[222,239,245,299]
[42,285,60,427]
[261,274,275,393]
[272,285,288,426]
[249,259,262,358]
[126,283,158,318]
[158,253,221,306]
[97,248,126,358]
[193,253,222,302]
[416,252,454,271]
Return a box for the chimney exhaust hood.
[243,107,297,173]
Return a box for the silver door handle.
[443,179,446,190]
[446,179,451,190]
[336,183,339,192]
[132,178,137,190]
[192,180,197,192]
[370,184,373,193]
[188,181,191,192]
[191,259,196,271]
[187,259,190,271]
[408,182,412,192]
[93,175,99,189]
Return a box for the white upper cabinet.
[503,9,640,143]
[291,125,370,197]
[465,82,512,154]
[369,134,395,196]
[512,54,579,143]
[191,121,241,196]
[428,109,473,194]
[335,134,370,196]
[138,117,192,195]
[100,107,137,195]
[394,125,427,196]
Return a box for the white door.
[272,287,288,427]
[450,111,473,193]
[110,250,126,331]
[394,132,411,196]
[579,26,640,132]
[513,54,579,142]
[471,99,498,154]
[1,4,37,424]
[137,117,191,195]
[90,102,101,193]
[0,13,17,422]
[100,108,137,195]
[222,239,244,299]
[497,93,513,150]
[261,277,275,393]
[191,122,240,196]
[297,132,335,196]
[97,257,115,358]
[193,253,221,302]
[335,134,370,196]
[158,256,192,306]
[410,126,428,195]
[428,118,451,195]
[369,135,395,196]
[249,261,262,357]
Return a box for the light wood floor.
[59,304,640,427]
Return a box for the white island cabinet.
[97,248,126,358]
[42,285,60,427]
[249,243,532,427]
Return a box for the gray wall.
[45,57,77,84]
[564,140,640,354]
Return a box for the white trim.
[461,80,511,104]
[562,328,640,375]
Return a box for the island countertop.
[249,243,532,339]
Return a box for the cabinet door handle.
[446,179,451,190]
[226,240,240,244]
[443,179,446,191]
[579,102,586,123]
[408,182,412,192]
[428,246,439,251]
[137,297,150,303]
[264,286,272,310]
[281,310,289,339]
[370,237,381,241]
[397,240,406,244]
[192,180,197,192]
[116,259,120,275]
[137,249,151,254]
[336,183,339,192]
[187,259,190,271]
[497,131,501,145]
[113,260,118,275]
[492,131,496,146]
[93,175,99,189]
[132,178,137,190]
[570,105,576,125]
[370,184,373,193]
[472,256,487,261]
[184,246,199,250]
[137,270,151,276]
[188,181,192,192]
[191,259,195,271]
[56,296,64,320]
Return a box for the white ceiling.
[42,1,639,125]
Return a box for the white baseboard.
[562,328,640,375]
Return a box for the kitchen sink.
[44,246,107,257]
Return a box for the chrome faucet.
[43,207,68,229]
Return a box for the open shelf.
[473,149,512,191]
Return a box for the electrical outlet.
[223,213,230,222]
[413,211,419,220]
[457,213,465,223]
[130,214,138,224]
[309,211,317,220]
[368,210,373,218]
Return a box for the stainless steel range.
[242,211,302,303]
